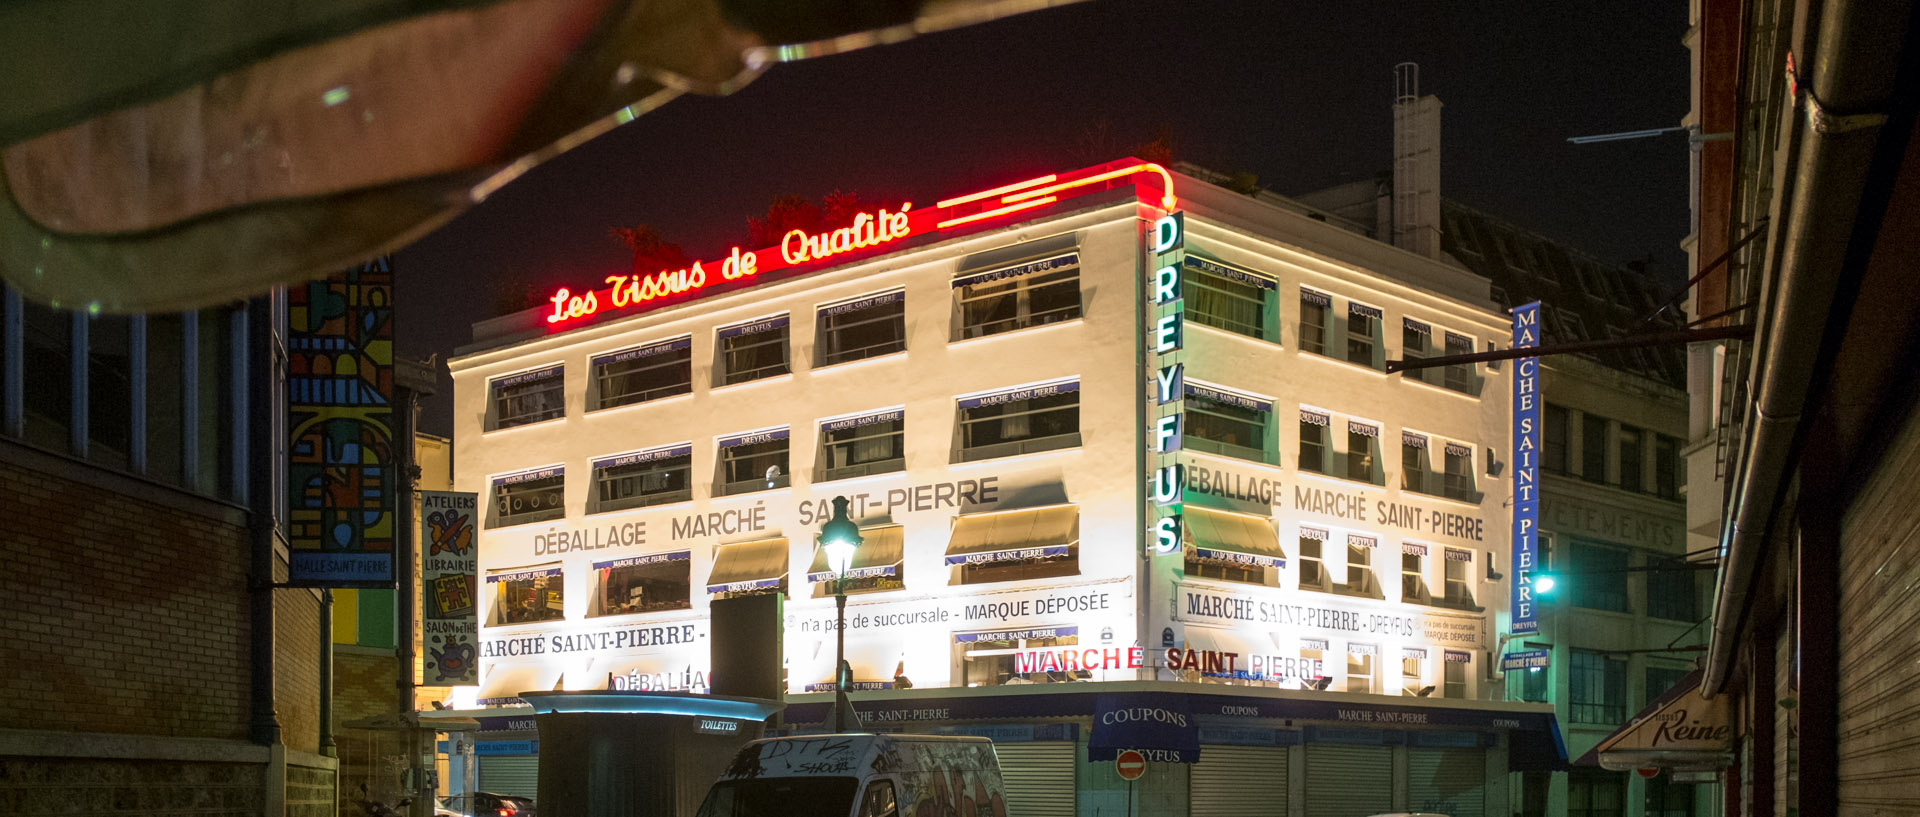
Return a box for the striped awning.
[1185,506,1284,568]
[945,505,1078,566]
[705,538,789,593]
[806,525,905,582]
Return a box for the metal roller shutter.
[1304,744,1391,817]
[1838,409,1920,812]
[478,755,539,800]
[1191,745,1287,817]
[1408,748,1485,817]
[994,743,1076,817]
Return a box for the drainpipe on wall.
[247,296,283,746]
[1701,0,1905,695]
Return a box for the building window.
[490,365,565,430]
[820,409,905,481]
[1301,640,1329,686]
[1543,404,1571,475]
[1581,414,1608,483]
[145,314,186,485]
[1618,425,1644,492]
[1401,319,1432,384]
[1345,644,1377,693]
[1343,534,1379,596]
[1645,665,1692,702]
[1298,529,1329,589]
[952,254,1081,340]
[718,315,790,386]
[1443,549,1474,606]
[1182,382,1271,463]
[1654,435,1682,499]
[956,627,1084,686]
[1570,542,1630,612]
[1646,562,1699,621]
[1442,442,1476,501]
[86,314,133,469]
[1569,649,1627,724]
[1299,289,1330,354]
[1568,769,1626,817]
[1299,410,1330,473]
[1346,302,1381,368]
[1185,258,1274,340]
[1401,432,1430,494]
[718,427,790,495]
[818,291,906,366]
[1443,651,1470,699]
[591,446,693,512]
[1643,774,1695,817]
[491,467,565,528]
[956,380,1080,462]
[593,337,692,410]
[592,552,692,616]
[194,308,235,498]
[489,568,565,625]
[1442,331,1476,393]
[1346,421,1380,483]
[21,299,73,453]
[1401,648,1425,695]
[1514,644,1551,703]
[1400,543,1428,602]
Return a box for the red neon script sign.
[546,160,1176,326]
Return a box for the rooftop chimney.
[1392,62,1443,259]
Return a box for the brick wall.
[275,584,324,755]
[0,459,250,739]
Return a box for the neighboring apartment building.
[0,289,336,816]
[446,158,1563,817]
[1681,1,1920,814]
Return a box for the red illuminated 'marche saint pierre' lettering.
[545,161,1178,326]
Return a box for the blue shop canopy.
[1089,693,1200,764]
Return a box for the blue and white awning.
[1299,288,1332,307]
[487,566,563,583]
[705,538,789,594]
[1185,506,1285,568]
[951,253,1080,288]
[591,336,691,367]
[593,551,691,571]
[1348,302,1383,320]
[957,380,1079,409]
[717,427,789,449]
[492,465,562,487]
[820,290,904,317]
[1184,256,1276,290]
[820,408,904,434]
[1185,381,1273,413]
[716,314,789,340]
[592,444,691,470]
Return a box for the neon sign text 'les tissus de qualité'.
[545,161,1178,326]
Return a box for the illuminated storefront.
[447,159,1562,811]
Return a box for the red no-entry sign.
[1116,750,1147,781]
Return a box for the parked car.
[445,792,536,817]
[697,734,1005,817]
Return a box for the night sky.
[396,0,1691,436]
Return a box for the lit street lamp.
[819,496,864,732]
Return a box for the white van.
[696,734,1007,817]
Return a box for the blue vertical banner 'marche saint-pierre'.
[1510,302,1542,635]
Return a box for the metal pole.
[833,588,848,731]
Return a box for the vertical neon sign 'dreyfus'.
[1509,302,1543,635]
[1149,213,1187,555]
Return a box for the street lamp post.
[818,496,864,733]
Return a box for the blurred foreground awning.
[0,0,1079,313]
